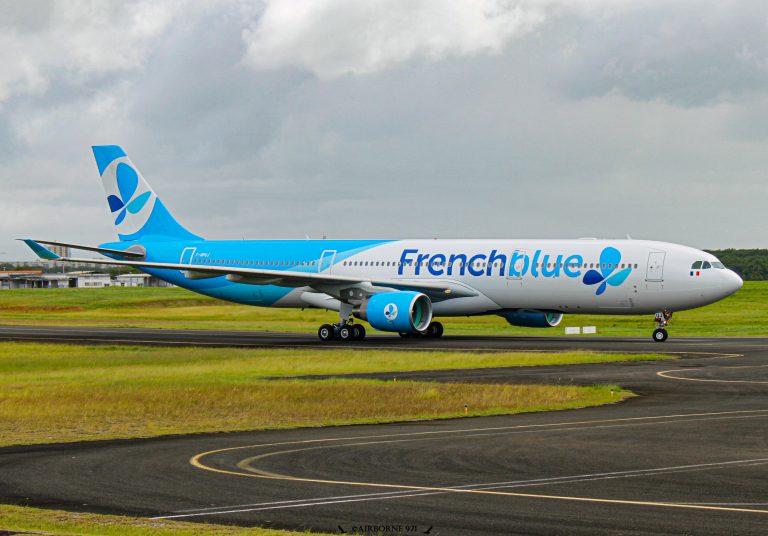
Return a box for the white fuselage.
[272,239,742,316]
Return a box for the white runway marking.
[159,457,768,519]
[658,364,768,384]
[170,409,768,520]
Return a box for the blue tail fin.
[92,146,201,242]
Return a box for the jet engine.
[502,310,563,328]
[355,291,432,333]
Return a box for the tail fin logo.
[582,247,632,295]
[106,163,155,226]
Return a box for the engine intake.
[355,291,432,333]
[502,310,563,328]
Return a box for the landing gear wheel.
[352,324,366,340]
[338,325,353,341]
[398,332,412,338]
[653,328,668,342]
[426,321,444,338]
[318,324,335,342]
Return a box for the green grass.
[0,503,330,535]
[0,343,670,378]
[0,342,636,447]
[0,281,763,336]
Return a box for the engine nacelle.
[502,310,563,328]
[355,291,433,333]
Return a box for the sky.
[1,0,767,261]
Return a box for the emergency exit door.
[180,247,196,265]
[319,250,336,273]
[645,251,666,282]
[506,249,525,287]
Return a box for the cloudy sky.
[1,0,767,260]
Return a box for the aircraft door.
[645,252,666,282]
[180,247,196,265]
[319,250,337,273]
[506,249,525,287]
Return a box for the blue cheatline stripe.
[97,238,397,306]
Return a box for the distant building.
[0,270,110,289]
[66,271,111,288]
[113,273,175,288]
[4,259,105,271]
[1,269,177,290]
[1,270,68,289]
[47,245,71,258]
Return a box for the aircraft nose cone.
[725,269,743,296]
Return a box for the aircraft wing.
[21,239,478,299]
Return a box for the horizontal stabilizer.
[20,239,145,260]
[21,239,61,260]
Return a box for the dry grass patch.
[0,378,629,446]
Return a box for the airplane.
[22,145,743,342]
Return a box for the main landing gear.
[318,302,367,342]
[318,321,366,342]
[398,321,444,339]
[653,310,672,342]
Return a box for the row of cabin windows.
[196,257,638,271]
[341,260,639,270]
[199,259,317,266]
[691,260,725,270]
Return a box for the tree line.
[705,249,768,281]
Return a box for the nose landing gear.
[653,310,672,342]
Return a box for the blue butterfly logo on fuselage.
[582,247,632,296]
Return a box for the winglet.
[19,239,62,260]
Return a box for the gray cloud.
[1,0,768,262]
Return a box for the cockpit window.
[711,261,725,269]
[701,261,711,269]
[691,261,702,269]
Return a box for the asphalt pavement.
[0,327,767,535]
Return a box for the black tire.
[653,328,668,342]
[318,324,335,341]
[353,324,366,340]
[338,326,353,341]
[427,321,444,338]
[398,332,412,338]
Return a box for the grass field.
[0,281,763,336]
[0,504,329,536]
[0,342,639,447]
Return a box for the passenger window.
[691,261,702,269]
[702,261,711,269]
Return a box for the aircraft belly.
[431,293,502,316]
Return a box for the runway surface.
[1,327,768,535]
